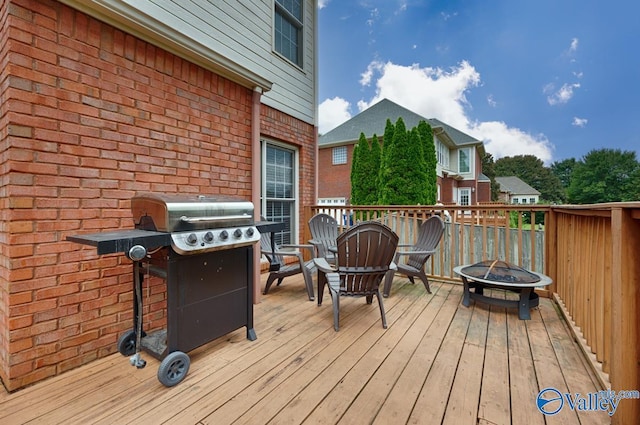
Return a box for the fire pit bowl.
[453,260,552,320]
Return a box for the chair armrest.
[313,257,336,273]
[282,244,316,256]
[395,249,436,256]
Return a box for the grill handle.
[179,214,252,223]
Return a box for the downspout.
[313,0,319,204]
[252,86,262,304]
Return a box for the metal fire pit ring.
[453,261,552,320]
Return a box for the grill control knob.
[233,228,243,238]
[203,231,214,243]
[186,233,198,245]
[246,227,255,237]
[219,230,229,240]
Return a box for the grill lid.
[131,193,254,232]
[460,260,540,284]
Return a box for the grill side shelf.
[67,230,171,255]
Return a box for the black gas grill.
[68,193,279,387]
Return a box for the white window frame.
[332,146,347,165]
[274,0,303,68]
[458,147,472,174]
[261,140,300,245]
[436,138,449,168]
[459,188,471,206]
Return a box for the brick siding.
[0,0,315,391]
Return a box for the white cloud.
[569,37,579,53]
[545,82,581,105]
[318,0,330,9]
[319,60,555,163]
[356,60,480,131]
[318,97,352,135]
[572,117,588,127]
[487,95,497,107]
[474,121,553,163]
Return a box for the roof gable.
[495,176,541,195]
[319,98,480,149]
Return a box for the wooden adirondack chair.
[314,221,399,331]
[383,215,444,297]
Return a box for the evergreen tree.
[378,119,395,203]
[418,120,437,204]
[367,134,382,204]
[350,133,370,205]
[379,118,422,204]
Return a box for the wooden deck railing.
[303,202,640,424]
[545,203,640,424]
[304,204,550,280]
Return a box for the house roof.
[495,176,541,196]
[318,98,482,151]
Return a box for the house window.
[274,0,303,67]
[458,148,471,173]
[332,146,347,165]
[262,142,297,245]
[436,138,449,168]
[459,188,471,206]
[530,197,536,204]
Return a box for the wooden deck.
[0,274,610,425]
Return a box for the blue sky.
[317,0,640,164]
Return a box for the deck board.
[477,292,511,425]
[0,274,610,425]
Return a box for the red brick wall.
[317,144,354,201]
[261,107,316,237]
[0,0,317,391]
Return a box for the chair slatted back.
[308,213,339,259]
[335,222,399,296]
[406,216,444,269]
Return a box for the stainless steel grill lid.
[131,193,254,232]
[461,260,540,284]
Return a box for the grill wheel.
[157,351,190,387]
[117,330,137,356]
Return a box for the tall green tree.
[418,120,437,204]
[567,149,640,203]
[481,152,500,201]
[550,158,577,190]
[350,133,370,205]
[379,118,421,204]
[367,134,382,204]
[495,154,566,204]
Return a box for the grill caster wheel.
[157,351,190,387]
[117,330,137,356]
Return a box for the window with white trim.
[458,147,471,173]
[262,142,297,245]
[436,138,449,168]
[459,187,471,206]
[274,0,303,67]
[332,146,347,165]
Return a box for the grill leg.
[129,261,147,369]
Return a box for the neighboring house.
[318,98,490,206]
[495,176,541,204]
[0,0,318,390]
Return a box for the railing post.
[610,207,640,424]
